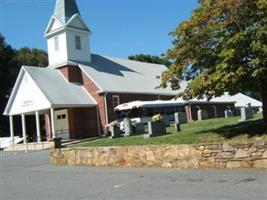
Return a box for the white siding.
[47,32,68,65]
[66,30,91,63]
[9,72,51,115]
[48,18,62,33]
[47,28,91,65]
[67,16,87,30]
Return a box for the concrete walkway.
[1,150,267,200]
[3,142,52,151]
[3,137,99,151]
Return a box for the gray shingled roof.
[53,0,80,24]
[76,54,182,95]
[24,66,96,107]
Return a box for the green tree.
[16,47,48,67]
[0,34,17,95]
[0,34,48,136]
[0,34,18,136]
[160,0,267,129]
[128,54,171,66]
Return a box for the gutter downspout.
[96,106,101,136]
[104,92,109,124]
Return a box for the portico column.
[21,114,27,144]
[35,111,41,143]
[9,115,14,145]
[50,108,56,139]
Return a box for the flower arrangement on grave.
[103,124,110,135]
[110,120,120,127]
[152,114,162,122]
[104,121,120,136]
[104,121,120,134]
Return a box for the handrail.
[1,134,50,151]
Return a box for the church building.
[4,0,262,145]
[3,0,176,142]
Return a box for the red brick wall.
[45,63,239,138]
[68,107,99,139]
[47,64,177,138]
[59,67,69,80]
[52,64,237,136]
[81,71,106,132]
[106,93,175,122]
[81,69,175,127]
[58,65,83,84]
[68,66,82,83]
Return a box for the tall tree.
[0,34,18,136]
[128,54,171,66]
[0,35,48,136]
[16,47,48,67]
[0,34,17,94]
[160,0,267,129]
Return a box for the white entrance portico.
[3,66,96,146]
[4,68,52,144]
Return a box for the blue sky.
[0,0,198,58]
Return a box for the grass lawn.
[75,114,267,147]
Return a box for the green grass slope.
[75,114,266,147]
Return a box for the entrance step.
[0,136,23,149]
[4,142,53,151]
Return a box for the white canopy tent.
[176,92,262,108]
[115,100,183,111]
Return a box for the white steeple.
[44,0,91,66]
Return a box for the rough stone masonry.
[50,142,267,169]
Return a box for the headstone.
[174,123,180,131]
[134,122,145,134]
[197,109,208,120]
[258,107,263,114]
[162,115,170,126]
[239,107,247,122]
[225,110,233,118]
[123,117,133,137]
[174,112,179,123]
[144,121,166,138]
[174,112,180,132]
[109,125,121,139]
[174,112,187,124]
[239,105,253,122]
[246,103,253,119]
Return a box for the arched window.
[75,35,81,50]
[54,37,59,51]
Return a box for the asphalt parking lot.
[1,150,267,200]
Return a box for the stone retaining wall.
[50,142,267,169]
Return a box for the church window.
[75,35,81,50]
[54,37,59,51]
[112,95,120,109]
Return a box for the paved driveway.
[1,150,267,200]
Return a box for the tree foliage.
[160,0,267,128]
[128,54,171,66]
[0,33,48,136]
[16,47,48,67]
[0,34,17,108]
